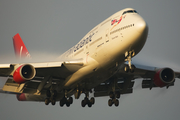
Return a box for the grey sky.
[0,0,180,120]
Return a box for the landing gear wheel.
[90,97,95,105]
[66,102,70,107]
[68,97,73,104]
[84,97,88,103]
[88,102,92,107]
[114,99,119,107]
[115,91,121,99]
[45,98,50,105]
[60,100,64,107]
[108,99,113,107]
[59,97,66,107]
[51,99,56,105]
[109,91,114,99]
[81,100,86,107]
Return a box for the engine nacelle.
[153,68,175,87]
[16,93,45,101]
[13,64,36,84]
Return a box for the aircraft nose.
[136,19,148,34]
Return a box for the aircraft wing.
[0,33,85,96]
[0,60,84,94]
[94,63,180,97]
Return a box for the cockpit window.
[122,10,138,15]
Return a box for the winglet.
[12,33,31,59]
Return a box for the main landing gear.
[108,91,120,107]
[81,97,95,107]
[81,91,95,108]
[107,78,121,107]
[59,96,73,107]
[59,90,73,107]
[124,51,135,73]
[45,89,57,106]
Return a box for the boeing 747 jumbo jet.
[0,8,179,107]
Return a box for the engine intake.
[13,64,36,84]
[153,68,175,87]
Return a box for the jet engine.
[13,64,36,84]
[153,68,175,87]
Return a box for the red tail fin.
[12,33,31,59]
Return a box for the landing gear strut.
[45,89,57,106]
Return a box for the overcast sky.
[0,0,180,120]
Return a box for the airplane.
[0,8,179,107]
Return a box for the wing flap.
[2,78,24,93]
[2,77,45,94]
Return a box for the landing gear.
[59,96,73,107]
[108,91,120,107]
[81,97,95,107]
[51,98,56,105]
[45,89,57,106]
[45,98,50,105]
[124,51,135,73]
[81,91,95,108]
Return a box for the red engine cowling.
[16,93,46,101]
[13,64,36,84]
[16,93,26,101]
[153,68,175,87]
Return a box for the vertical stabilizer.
[12,33,31,59]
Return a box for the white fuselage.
[59,8,148,89]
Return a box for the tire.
[66,102,70,107]
[108,99,113,107]
[115,91,121,99]
[90,97,95,105]
[60,100,64,107]
[114,99,119,107]
[88,102,92,107]
[45,98,50,105]
[81,100,86,107]
[51,99,56,105]
[68,97,73,104]
[60,97,66,107]
[84,97,88,104]
[109,91,114,99]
